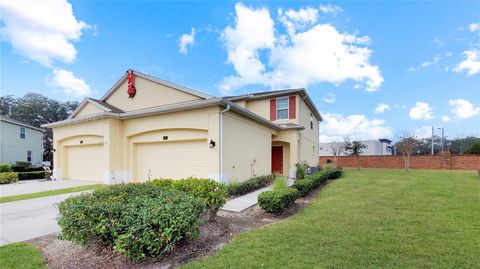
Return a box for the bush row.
[151,177,227,220]
[258,169,343,213]
[227,175,274,196]
[0,172,19,184]
[58,183,205,261]
[0,164,13,173]
[18,171,46,180]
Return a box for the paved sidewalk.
[0,191,89,246]
[0,180,97,197]
[222,178,294,212]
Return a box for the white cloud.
[441,115,451,122]
[433,36,444,47]
[409,102,434,120]
[319,113,392,142]
[407,54,442,72]
[468,23,480,32]
[219,4,383,93]
[318,4,343,15]
[278,7,319,36]
[448,99,480,119]
[453,50,480,76]
[179,28,196,55]
[414,126,434,139]
[49,68,91,96]
[374,103,390,114]
[0,0,88,66]
[323,93,336,103]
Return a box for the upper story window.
[20,127,26,139]
[310,113,313,129]
[276,97,289,120]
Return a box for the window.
[320,147,323,151]
[276,97,289,120]
[27,151,32,163]
[310,113,313,129]
[20,127,25,139]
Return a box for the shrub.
[11,162,32,172]
[258,188,299,213]
[296,166,305,180]
[58,184,204,261]
[309,171,329,187]
[295,161,310,179]
[272,177,287,191]
[0,164,12,173]
[0,172,19,184]
[327,169,343,179]
[18,171,46,180]
[291,179,315,197]
[150,178,174,188]
[227,175,274,196]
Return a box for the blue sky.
[1,1,479,141]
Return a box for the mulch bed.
[27,182,328,269]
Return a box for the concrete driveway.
[0,191,88,246]
[0,179,97,197]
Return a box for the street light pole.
[438,127,444,152]
[431,126,434,155]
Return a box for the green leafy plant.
[17,171,46,180]
[258,188,299,213]
[0,164,12,173]
[291,179,315,197]
[295,161,310,179]
[226,175,274,196]
[0,172,18,184]
[272,177,287,191]
[58,183,204,261]
[11,161,32,172]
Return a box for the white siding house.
[319,139,394,157]
[0,116,44,166]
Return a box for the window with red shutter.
[289,96,296,119]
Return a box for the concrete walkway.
[222,178,294,212]
[0,191,89,246]
[0,179,97,197]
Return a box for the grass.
[0,184,104,203]
[0,243,47,269]
[272,177,287,191]
[184,169,480,268]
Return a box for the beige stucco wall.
[298,99,320,167]
[223,111,274,183]
[0,121,43,165]
[75,102,103,117]
[104,76,202,112]
[238,95,301,125]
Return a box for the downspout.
[220,104,231,184]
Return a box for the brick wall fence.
[319,153,480,170]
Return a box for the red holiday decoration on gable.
[127,70,136,98]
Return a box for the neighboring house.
[0,115,44,166]
[319,139,394,157]
[43,70,321,184]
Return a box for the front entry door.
[272,146,283,174]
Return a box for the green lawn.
[184,169,480,268]
[0,243,46,269]
[0,184,104,203]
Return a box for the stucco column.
[103,118,128,184]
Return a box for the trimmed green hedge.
[0,164,13,173]
[0,172,19,184]
[18,171,46,180]
[151,177,227,220]
[291,179,315,197]
[258,188,299,213]
[227,175,274,196]
[58,183,204,261]
[327,170,343,179]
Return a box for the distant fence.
[319,154,480,170]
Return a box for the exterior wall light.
[209,140,216,148]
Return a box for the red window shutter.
[270,99,277,121]
[289,96,296,119]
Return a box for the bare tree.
[395,132,420,172]
[329,141,343,166]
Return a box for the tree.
[464,142,480,154]
[343,139,366,170]
[329,141,343,166]
[0,93,79,163]
[395,133,419,172]
[449,136,480,154]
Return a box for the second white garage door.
[134,139,209,182]
[65,144,104,182]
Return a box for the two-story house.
[0,116,44,166]
[43,70,321,184]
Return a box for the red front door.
[272,146,283,174]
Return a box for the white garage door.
[135,139,209,182]
[65,144,104,182]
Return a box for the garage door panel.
[66,144,104,182]
[135,140,208,181]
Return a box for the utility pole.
[431,126,434,155]
[438,127,445,152]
